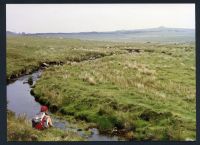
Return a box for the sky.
[6,4,195,33]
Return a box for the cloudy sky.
[6,4,195,33]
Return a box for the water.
[7,70,124,141]
[7,70,42,118]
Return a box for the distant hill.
[6,31,19,36]
[7,27,195,43]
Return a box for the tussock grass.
[32,42,195,140]
[7,36,121,80]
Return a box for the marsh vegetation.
[7,35,195,141]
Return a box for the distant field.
[7,35,195,140]
[7,27,195,43]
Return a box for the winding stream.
[7,70,125,141]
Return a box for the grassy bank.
[7,36,125,81]
[32,43,195,140]
[7,110,84,141]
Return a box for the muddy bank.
[30,89,58,113]
[7,61,65,84]
[7,52,110,84]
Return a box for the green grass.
[7,35,196,141]
[7,36,124,80]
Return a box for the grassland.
[7,35,195,141]
[7,36,122,81]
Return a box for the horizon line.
[7,26,195,34]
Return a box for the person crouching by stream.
[32,105,54,130]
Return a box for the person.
[32,105,53,130]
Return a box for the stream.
[7,70,125,141]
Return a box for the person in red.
[32,105,54,130]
